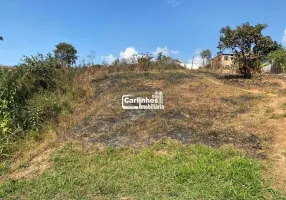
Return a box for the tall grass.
[0,54,80,159]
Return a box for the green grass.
[0,140,283,199]
[282,103,286,110]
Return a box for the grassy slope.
[1,69,286,199]
[0,140,282,199]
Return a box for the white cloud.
[282,29,286,46]
[193,56,203,67]
[154,46,169,56]
[101,54,116,64]
[170,50,180,55]
[183,57,203,69]
[102,46,180,65]
[181,49,204,69]
[166,0,181,7]
[153,46,180,56]
[120,47,138,60]
[101,47,138,64]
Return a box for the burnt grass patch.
[92,71,196,99]
[69,106,264,158]
[220,95,265,114]
[193,130,264,158]
[221,76,283,92]
[69,113,264,158]
[66,71,268,158]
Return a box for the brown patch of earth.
[8,148,55,180]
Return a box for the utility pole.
[191,56,194,70]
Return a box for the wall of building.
[220,55,233,68]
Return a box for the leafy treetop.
[200,49,212,66]
[218,22,279,78]
[268,48,286,72]
[54,42,78,67]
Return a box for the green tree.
[156,52,164,62]
[155,52,168,69]
[54,42,78,67]
[268,48,286,73]
[200,49,212,66]
[218,22,279,78]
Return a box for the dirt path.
[205,76,286,188]
[266,81,286,188]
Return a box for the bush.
[19,92,72,131]
[109,52,184,71]
[0,69,17,136]
[0,53,77,159]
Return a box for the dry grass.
[68,70,272,158]
[0,67,109,180]
[2,69,286,194]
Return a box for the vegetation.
[218,22,280,78]
[0,140,283,199]
[200,49,212,67]
[0,50,79,159]
[1,23,286,198]
[1,65,286,198]
[110,52,183,71]
[0,46,184,160]
[54,42,78,67]
[268,48,286,73]
[136,52,154,71]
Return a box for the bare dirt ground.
[3,70,286,191]
[8,148,55,180]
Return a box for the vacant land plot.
[1,70,286,199]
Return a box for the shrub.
[0,53,77,159]
[108,52,184,71]
[0,69,17,136]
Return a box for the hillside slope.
[67,70,284,159]
[1,69,286,199]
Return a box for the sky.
[0,0,286,68]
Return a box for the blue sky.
[0,0,286,67]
